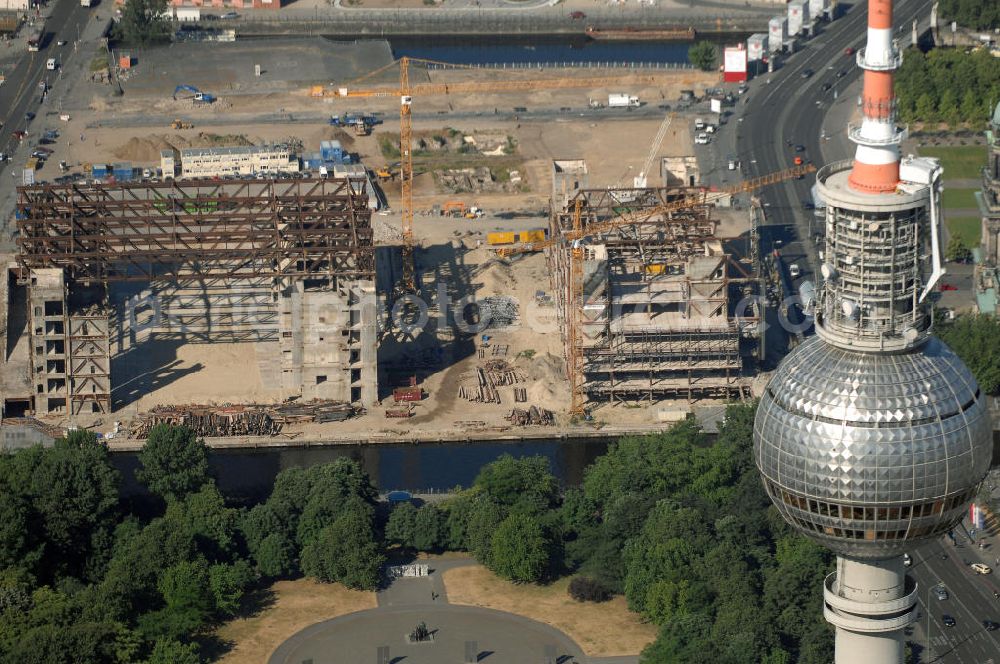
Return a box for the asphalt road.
[912,536,1000,664]
[0,0,91,173]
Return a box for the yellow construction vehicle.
[375,166,395,181]
[170,119,193,130]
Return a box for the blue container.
[112,162,132,181]
[92,164,109,177]
[320,140,343,162]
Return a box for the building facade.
[178,145,299,178]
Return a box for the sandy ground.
[442,565,658,657]
[211,578,377,664]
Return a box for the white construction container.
[788,0,809,35]
[809,0,829,22]
[768,16,788,52]
[608,93,640,108]
[747,33,768,61]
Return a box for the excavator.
[173,84,216,104]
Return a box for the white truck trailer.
[608,93,640,108]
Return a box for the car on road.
[984,620,999,631]
[903,553,912,567]
[12,130,27,141]
[788,264,801,278]
[837,70,848,78]
[802,201,815,211]
[25,112,34,121]
[801,69,813,78]
[844,47,855,56]
[794,144,805,152]
[971,563,992,575]
[794,156,804,165]
[57,39,67,46]
[934,585,949,600]
[569,11,586,19]
[221,11,239,19]
[939,283,958,291]
[943,614,956,627]
[0,152,7,162]
[821,83,832,92]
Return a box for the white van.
[46,58,57,71]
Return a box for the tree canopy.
[895,46,1000,127]
[938,0,1000,30]
[136,425,210,502]
[115,0,172,47]
[936,313,1000,394]
[688,42,718,72]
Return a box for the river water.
[112,437,614,503]
[386,34,694,66]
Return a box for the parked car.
[984,620,999,631]
[971,563,992,575]
[12,130,27,141]
[694,133,710,145]
[569,11,586,19]
[789,264,801,278]
[903,553,912,567]
[934,585,948,601]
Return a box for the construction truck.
[170,119,193,129]
[173,85,216,104]
[487,229,546,246]
[464,206,484,219]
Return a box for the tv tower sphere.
[754,335,992,559]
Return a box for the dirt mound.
[476,259,515,295]
[112,136,176,162]
[112,132,255,162]
[522,352,570,411]
[322,127,356,148]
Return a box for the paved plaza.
[268,558,609,664]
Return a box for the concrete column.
[824,556,918,664]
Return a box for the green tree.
[116,0,172,47]
[300,509,384,590]
[145,639,202,664]
[209,560,256,616]
[136,425,210,502]
[473,455,560,515]
[936,314,1000,394]
[465,497,506,564]
[914,92,938,122]
[688,41,718,71]
[938,88,961,127]
[488,513,549,583]
[412,504,446,552]
[252,532,297,578]
[385,502,418,548]
[960,88,984,124]
[946,236,972,263]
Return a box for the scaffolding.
[548,186,756,405]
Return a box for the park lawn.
[918,146,986,179]
[940,188,979,211]
[211,578,377,664]
[442,565,658,657]
[945,215,982,247]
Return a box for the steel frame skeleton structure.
[14,178,377,416]
[547,187,757,406]
[15,178,375,283]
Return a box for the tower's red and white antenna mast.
[848,0,906,193]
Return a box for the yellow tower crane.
[497,162,818,415]
[316,57,686,292]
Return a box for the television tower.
[753,0,993,662]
